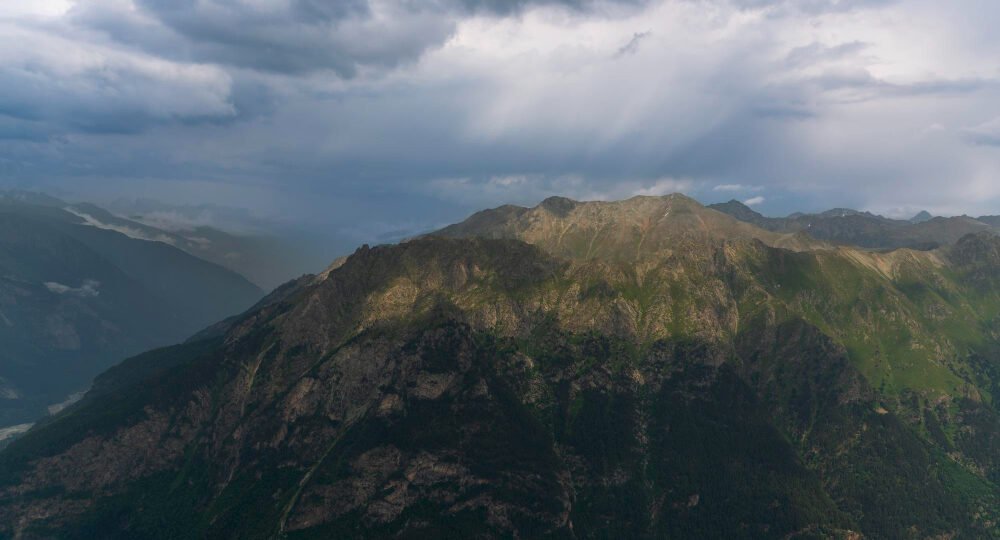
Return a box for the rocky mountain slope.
[0,197,262,432]
[1,194,999,539]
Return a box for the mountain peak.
[660,192,698,202]
[910,210,934,224]
[539,195,579,217]
[435,193,822,260]
[708,199,765,220]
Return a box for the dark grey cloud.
[616,31,650,57]
[725,0,897,15]
[455,0,648,15]
[0,23,235,139]
[72,0,452,77]
[72,0,649,77]
[3,0,1000,242]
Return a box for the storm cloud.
[2,0,1000,243]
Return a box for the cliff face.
[2,196,1000,539]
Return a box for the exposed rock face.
[2,195,1000,539]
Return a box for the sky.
[2,0,1000,245]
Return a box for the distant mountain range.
[709,199,999,250]
[0,192,263,432]
[3,193,1000,538]
[66,199,324,291]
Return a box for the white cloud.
[632,178,695,197]
[744,196,766,206]
[47,391,85,415]
[186,236,213,249]
[713,184,762,192]
[66,208,177,244]
[427,174,693,208]
[0,1,72,18]
[44,279,100,297]
[490,175,530,187]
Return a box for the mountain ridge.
[436,193,828,258]
[1,194,999,538]
[710,198,997,250]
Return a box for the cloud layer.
[2,0,1000,244]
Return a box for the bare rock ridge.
[1,194,999,539]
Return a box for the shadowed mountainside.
[0,197,262,431]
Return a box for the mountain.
[437,194,826,255]
[711,199,996,250]
[2,194,1000,538]
[815,208,877,219]
[65,201,326,291]
[701,198,783,230]
[0,190,65,208]
[904,215,995,246]
[910,210,934,224]
[977,215,1000,228]
[0,196,262,433]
